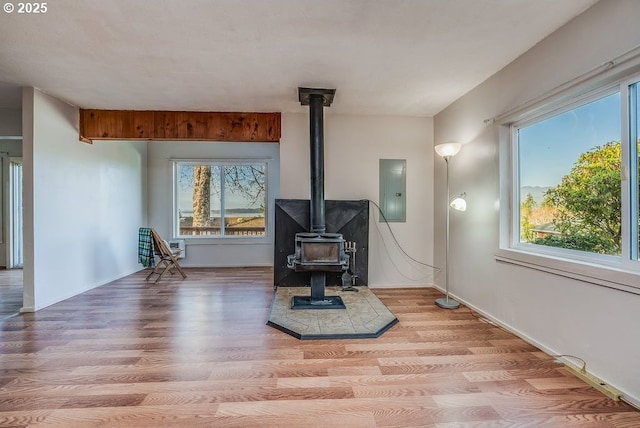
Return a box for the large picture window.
[516,91,622,255]
[510,74,640,272]
[174,161,267,238]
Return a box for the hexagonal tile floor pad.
[267,286,398,339]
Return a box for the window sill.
[494,248,640,296]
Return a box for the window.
[507,73,640,276]
[516,90,622,256]
[174,161,267,238]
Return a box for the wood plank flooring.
[0,269,22,321]
[1,267,638,427]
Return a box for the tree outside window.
[528,142,623,255]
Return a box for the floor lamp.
[434,142,465,309]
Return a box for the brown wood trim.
[79,110,281,143]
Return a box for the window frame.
[626,77,639,261]
[172,158,270,241]
[496,72,640,295]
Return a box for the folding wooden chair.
[145,229,188,284]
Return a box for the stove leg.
[290,271,346,310]
[310,272,326,303]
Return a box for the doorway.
[0,156,22,319]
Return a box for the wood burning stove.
[288,87,349,309]
[287,232,349,272]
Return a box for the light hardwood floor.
[0,267,638,427]
[0,269,22,320]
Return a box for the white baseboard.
[177,263,274,268]
[622,395,640,411]
[369,282,433,289]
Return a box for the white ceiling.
[0,0,598,116]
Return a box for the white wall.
[433,0,640,406]
[147,141,279,267]
[280,113,434,287]
[0,108,21,137]
[22,88,147,311]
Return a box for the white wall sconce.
[450,192,467,211]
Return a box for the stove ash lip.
[295,232,343,241]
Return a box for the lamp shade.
[450,193,467,211]
[434,142,462,158]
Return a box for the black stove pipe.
[309,94,326,234]
[296,87,338,307]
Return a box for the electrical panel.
[379,159,406,222]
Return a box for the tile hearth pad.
[267,286,398,339]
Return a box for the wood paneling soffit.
[79,109,281,143]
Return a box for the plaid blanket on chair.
[138,227,155,268]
